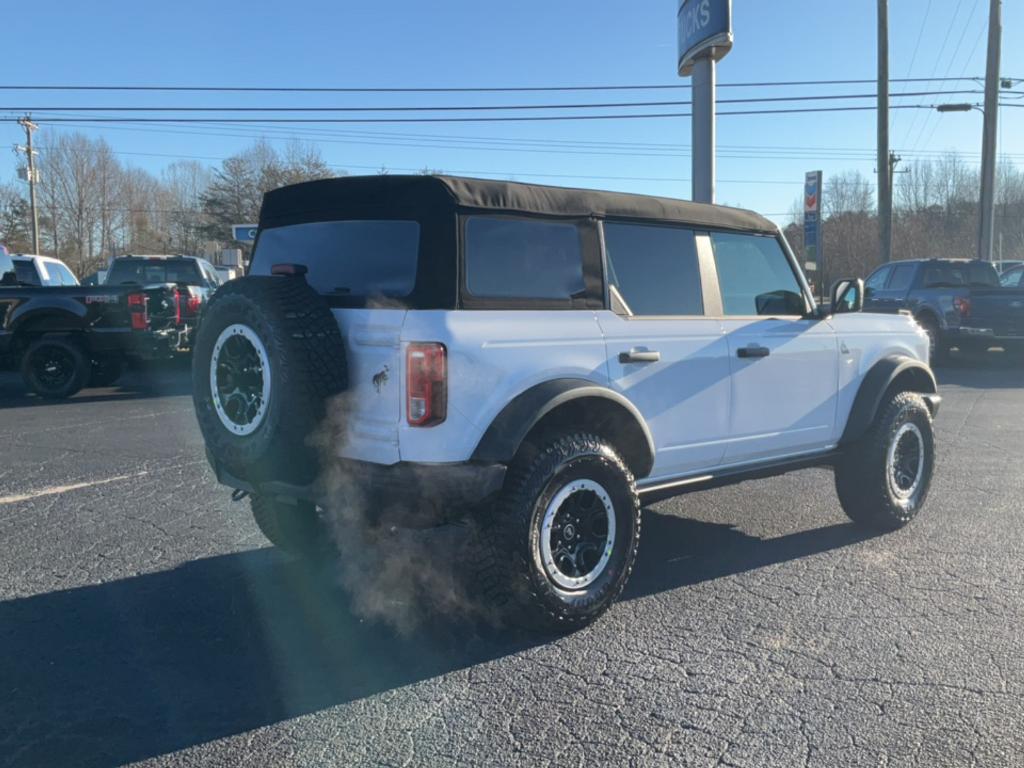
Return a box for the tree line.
[2,129,1022,282]
[784,153,1024,286]
[0,133,335,277]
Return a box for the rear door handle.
[619,348,661,363]
[737,345,770,359]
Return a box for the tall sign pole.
[17,116,40,254]
[677,0,733,204]
[804,171,824,299]
[877,0,892,263]
[978,0,1001,262]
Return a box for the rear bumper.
[209,452,506,528]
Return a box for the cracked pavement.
[1,357,1022,767]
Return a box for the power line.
[2,103,942,124]
[0,77,986,94]
[1,89,983,114]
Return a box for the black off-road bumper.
[209,452,507,528]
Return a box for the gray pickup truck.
[864,258,1024,361]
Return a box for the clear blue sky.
[2,0,1022,225]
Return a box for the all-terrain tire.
[20,337,90,399]
[835,391,935,531]
[192,276,348,486]
[251,494,334,558]
[470,432,641,631]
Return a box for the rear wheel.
[835,391,935,531]
[89,355,124,387]
[20,337,90,399]
[471,432,641,631]
[250,494,333,558]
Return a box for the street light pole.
[978,0,1001,262]
[17,116,40,254]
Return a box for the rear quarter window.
[251,220,420,298]
[464,216,584,301]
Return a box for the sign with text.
[803,171,823,273]
[231,224,258,243]
[677,0,733,76]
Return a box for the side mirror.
[830,278,864,314]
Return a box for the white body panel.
[719,317,839,463]
[334,306,929,476]
[597,311,731,477]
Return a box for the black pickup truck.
[864,258,1024,361]
[0,250,198,398]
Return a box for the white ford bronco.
[192,175,940,630]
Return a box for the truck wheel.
[250,494,333,558]
[835,391,935,531]
[472,432,641,631]
[89,355,124,387]
[917,315,947,365]
[20,337,90,399]
[192,277,348,486]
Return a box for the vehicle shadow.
[934,349,1024,389]
[0,364,193,407]
[0,509,873,768]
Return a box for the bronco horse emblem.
[372,365,389,393]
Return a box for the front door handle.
[619,348,661,363]
[737,345,771,359]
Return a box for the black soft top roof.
[259,175,778,234]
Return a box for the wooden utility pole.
[17,116,40,254]
[978,0,1001,261]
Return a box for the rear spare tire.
[192,275,348,486]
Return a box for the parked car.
[191,175,940,631]
[104,255,219,348]
[0,250,196,398]
[9,254,79,287]
[863,258,1024,360]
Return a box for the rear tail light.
[127,292,149,330]
[173,289,183,325]
[186,295,202,315]
[954,296,972,319]
[406,343,447,427]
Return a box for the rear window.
[604,222,703,316]
[464,216,584,300]
[106,259,204,285]
[252,220,419,297]
[14,261,40,286]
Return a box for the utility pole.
[877,0,892,263]
[17,116,40,254]
[978,0,1001,262]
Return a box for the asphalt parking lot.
[1,356,1023,768]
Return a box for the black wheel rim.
[214,332,266,430]
[31,346,75,391]
[540,479,616,590]
[888,422,925,500]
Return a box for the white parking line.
[0,471,149,505]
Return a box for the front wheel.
[835,391,936,531]
[471,432,641,631]
[20,337,90,399]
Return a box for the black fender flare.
[471,378,656,478]
[840,355,939,445]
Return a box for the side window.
[1001,268,1023,288]
[886,264,916,292]
[52,263,77,286]
[464,216,584,300]
[39,262,62,286]
[603,222,703,316]
[865,266,891,291]
[710,232,806,316]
